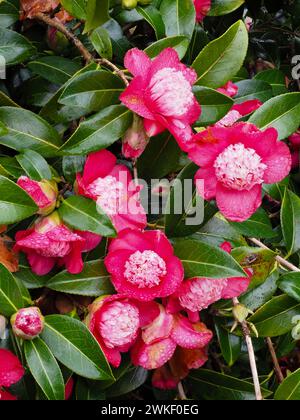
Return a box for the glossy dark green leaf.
[0,107,62,157]
[16,150,52,181]
[0,28,35,65]
[240,271,279,312]
[215,320,242,367]
[0,263,24,317]
[160,0,195,39]
[59,195,116,237]
[278,272,300,302]
[145,35,189,59]
[24,338,65,401]
[108,366,148,397]
[59,71,123,113]
[47,260,114,296]
[136,5,165,39]
[229,208,276,239]
[76,378,105,400]
[90,28,112,60]
[254,69,288,96]
[60,0,86,19]
[248,295,300,337]
[194,86,234,126]
[281,189,300,255]
[0,156,23,179]
[249,93,300,140]
[275,368,300,400]
[59,105,133,155]
[0,1,19,27]
[28,57,81,85]
[41,315,113,380]
[84,0,110,33]
[234,80,273,104]
[15,257,50,290]
[192,21,248,88]
[208,0,245,15]
[173,238,246,278]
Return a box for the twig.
[34,12,93,63]
[96,58,129,87]
[266,337,284,384]
[249,238,300,272]
[177,382,187,400]
[232,297,263,401]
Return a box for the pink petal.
[27,251,56,275]
[263,141,292,184]
[221,276,251,299]
[135,300,160,327]
[217,81,238,97]
[195,166,217,200]
[131,336,177,370]
[120,77,154,120]
[0,349,24,387]
[144,119,165,137]
[65,378,74,400]
[82,149,117,185]
[0,390,17,400]
[216,183,262,222]
[75,231,102,252]
[108,229,151,254]
[152,366,179,390]
[104,249,133,280]
[150,48,182,78]
[242,127,278,158]
[17,176,51,209]
[124,48,152,78]
[142,305,174,345]
[171,316,213,349]
[232,99,262,116]
[62,242,84,274]
[143,230,174,259]
[194,0,211,22]
[159,256,184,298]
[47,225,85,243]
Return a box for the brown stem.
[232,297,263,401]
[249,238,300,272]
[96,58,129,87]
[35,13,93,63]
[266,337,284,384]
[177,382,187,400]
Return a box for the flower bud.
[122,115,149,158]
[122,0,138,9]
[17,176,58,216]
[232,304,251,323]
[11,307,44,340]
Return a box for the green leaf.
[90,28,112,60]
[24,338,65,401]
[0,27,35,65]
[0,263,24,317]
[0,156,23,179]
[58,195,116,237]
[28,57,81,85]
[0,1,19,27]
[188,369,272,400]
[145,35,189,59]
[16,150,52,181]
[76,378,105,400]
[160,0,195,39]
[165,162,217,237]
[173,238,246,278]
[281,189,300,255]
[108,366,148,397]
[208,0,245,16]
[193,86,234,126]
[255,69,288,96]
[0,175,38,224]
[240,271,279,312]
[47,260,114,296]
[62,155,85,183]
[136,5,165,40]
[248,295,300,337]
[59,70,123,114]
[59,105,133,155]
[215,320,242,367]
[229,208,276,239]
[249,93,300,140]
[0,107,62,157]
[84,0,110,33]
[60,0,86,19]
[278,272,300,303]
[41,315,113,380]
[275,368,300,400]
[192,20,248,88]
[234,80,273,104]
[15,257,50,290]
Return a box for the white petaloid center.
[87,175,126,215]
[214,143,267,191]
[149,68,194,117]
[124,250,167,288]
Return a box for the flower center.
[149,68,194,117]
[124,250,167,288]
[179,278,228,312]
[214,143,267,191]
[86,175,126,215]
[39,241,71,258]
[99,301,140,348]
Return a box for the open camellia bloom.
[14,212,100,275]
[131,305,213,370]
[188,122,292,222]
[120,48,201,152]
[87,295,159,367]
[76,149,147,232]
[105,229,184,302]
[194,0,211,22]
[0,349,24,400]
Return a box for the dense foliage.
[1,0,300,401]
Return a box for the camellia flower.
[131,305,213,370]
[11,307,44,340]
[87,295,159,367]
[122,114,149,158]
[76,149,147,232]
[0,349,24,400]
[188,122,292,222]
[216,100,262,128]
[120,48,201,152]
[105,229,184,302]
[14,212,100,275]
[217,81,239,98]
[17,176,58,216]
[194,0,211,22]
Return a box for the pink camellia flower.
[120,48,201,152]
[188,122,292,222]
[11,307,44,340]
[87,295,159,367]
[217,81,239,98]
[0,349,24,389]
[194,0,211,22]
[76,149,147,233]
[131,305,213,370]
[216,100,262,128]
[104,229,184,302]
[17,176,58,216]
[14,212,100,275]
[122,114,149,158]
[65,377,74,400]
[0,390,18,400]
